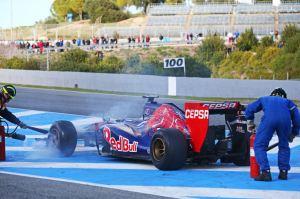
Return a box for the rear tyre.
[150,128,187,170]
[48,120,77,157]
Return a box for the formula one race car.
[45,96,250,170]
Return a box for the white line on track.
[268,137,300,154]
[6,146,96,152]
[1,160,300,173]
[24,135,47,139]
[13,110,46,117]
[0,171,299,199]
[0,162,154,170]
[9,117,103,129]
[103,185,300,199]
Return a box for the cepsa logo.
[185,109,209,119]
[203,102,238,110]
[103,126,138,152]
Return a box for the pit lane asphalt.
[0,172,173,199]
[3,86,263,199]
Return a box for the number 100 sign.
[164,57,185,68]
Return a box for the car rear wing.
[202,102,245,115]
[184,101,246,153]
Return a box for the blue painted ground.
[1,108,300,198]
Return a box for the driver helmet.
[1,84,17,100]
[270,87,287,98]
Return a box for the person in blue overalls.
[246,88,300,181]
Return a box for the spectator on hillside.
[38,40,44,54]
[273,30,280,44]
[190,33,194,43]
[142,35,145,47]
[26,42,30,49]
[55,41,60,47]
[92,37,97,45]
[131,36,136,48]
[128,36,132,48]
[96,50,104,61]
[136,35,141,47]
[145,35,150,48]
[72,38,76,45]
[186,33,190,44]
[159,34,164,43]
[86,39,90,45]
[234,31,240,41]
[59,39,64,47]
[76,38,82,46]
[113,32,119,47]
[278,41,284,48]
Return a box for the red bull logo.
[103,126,138,152]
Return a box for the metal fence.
[1,3,300,41]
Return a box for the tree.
[165,0,183,3]
[281,24,299,43]
[236,28,258,51]
[196,34,226,65]
[260,36,274,48]
[130,0,164,12]
[69,0,85,20]
[52,0,72,22]
[84,0,129,23]
[284,32,300,54]
[115,0,129,8]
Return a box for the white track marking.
[0,171,299,199]
[104,185,300,199]
[6,147,96,152]
[13,110,46,117]
[1,160,300,173]
[24,135,48,139]
[268,137,300,154]
[0,162,154,170]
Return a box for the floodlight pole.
[46,49,50,71]
[10,0,13,42]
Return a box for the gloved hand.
[247,120,255,133]
[19,122,28,129]
[288,134,296,143]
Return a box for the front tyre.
[48,120,77,157]
[150,128,187,170]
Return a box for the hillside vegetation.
[1,25,299,80]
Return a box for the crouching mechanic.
[0,85,28,129]
[246,88,300,181]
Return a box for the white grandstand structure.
[98,1,300,39]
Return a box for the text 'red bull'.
[103,126,138,152]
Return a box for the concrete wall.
[176,77,300,100]
[1,69,299,100]
[0,69,168,95]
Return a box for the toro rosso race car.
[49,96,250,170]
